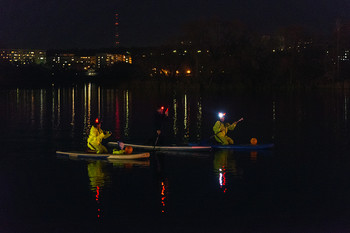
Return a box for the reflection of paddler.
[87,160,109,221]
[108,159,150,168]
[87,160,109,190]
[213,150,237,176]
[153,152,169,214]
[160,178,169,214]
[87,118,112,154]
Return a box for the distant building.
[0,49,133,75]
[49,53,132,71]
[0,49,46,65]
[51,53,96,71]
[96,53,132,69]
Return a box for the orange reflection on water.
[160,179,169,214]
[250,151,258,161]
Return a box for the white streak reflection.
[52,87,55,127]
[173,98,178,135]
[83,83,92,134]
[57,88,61,128]
[272,100,276,140]
[40,89,44,129]
[31,90,35,126]
[124,90,130,138]
[115,92,121,139]
[71,88,75,126]
[16,88,20,105]
[196,98,202,141]
[345,95,348,121]
[184,94,189,141]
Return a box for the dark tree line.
[132,18,350,89]
[2,18,350,89]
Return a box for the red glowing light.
[96,186,100,201]
[161,181,165,195]
[96,187,101,219]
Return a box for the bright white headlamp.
[218,112,226,118]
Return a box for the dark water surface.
[1,84,350,233]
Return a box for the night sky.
[1,0,349,49]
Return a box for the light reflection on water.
[85,158,151,220]
[87,160,111,192]
[2,85,350,232]
[87,160,111,221]
[160,178,169,214]
[5,85,350,148]
[4,85,350,150]
[172,96,178,136]
[196,97,202,142]
[114,91,121,139]
[345,94,348,122]
[123,90,130,138]
[213,150,239,193]
[44,83,213,145]
[183,94,189,142]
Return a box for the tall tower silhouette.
[115,13,120,47]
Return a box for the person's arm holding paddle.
[226,117,244,130]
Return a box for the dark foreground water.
[1,84,350,233]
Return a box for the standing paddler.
[153,105,169,146]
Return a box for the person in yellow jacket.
[87,118,112,154]
[213,113,243,145]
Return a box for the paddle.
[153,130,161,151]
[234,117,244,124]
[154,134,159,147]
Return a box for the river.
[0,83,349,233]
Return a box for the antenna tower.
[115,13,120,47]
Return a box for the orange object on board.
[250,138,258,145]
[124,146,133,154]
